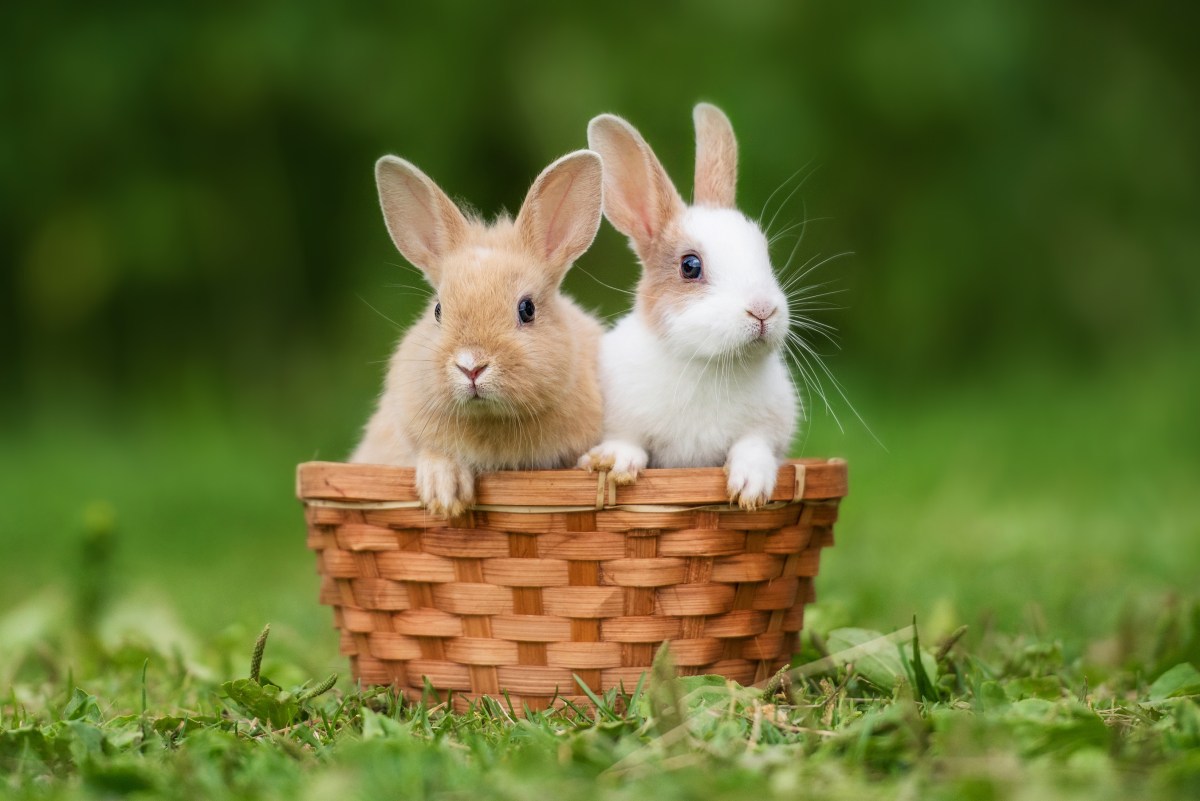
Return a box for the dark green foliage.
[2,2,1197,425]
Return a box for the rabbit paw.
[578,440,648,485]
[724,447,778,511]
[416,452,475,517]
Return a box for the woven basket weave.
[299,458,847,712]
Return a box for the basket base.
[354,657,795,715]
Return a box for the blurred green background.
[2,2,1196,672]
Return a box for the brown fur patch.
[692,103,738,209]
[633,217,705,338]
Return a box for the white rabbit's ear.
[516,150,603,282]
[375,156,469,283]
[693,103,738,209]
[587,114,684,249]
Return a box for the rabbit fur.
[353,150,607,516]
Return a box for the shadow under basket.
[298,458,848,713]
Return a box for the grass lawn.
[2,352,1198,799]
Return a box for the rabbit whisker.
[790,325,840,352]
[357,295,407,332]
[383,259,426,278]
[782,276,825,297]
[790,250,854,278]
[785,333,884,449]
[786,288,846,304]
[384,282,434,298]
[780,251,853,294]
[781,268,839,294]
[574,265,636,296]
[766,214,831,248]
[782,338,832,424]
[758,162,818,237]
[764,163,821,239]
[788,303,844,315]
[757,164,808,225]
[790,314,840,338]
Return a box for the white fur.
[586,302,797,507]
[454,350,479,371]
[580,119,800,509]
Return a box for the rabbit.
[352,149,607,517]
[578,103,798,510]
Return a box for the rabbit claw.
[578,440,648,485]
[724,446,778,511]
[416,452,475,517]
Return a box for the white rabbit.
[578,104,798,510]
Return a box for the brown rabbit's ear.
[515,150,603,282]
[587,114,684,250]
[693,103,738,209]
[375,156,469,283]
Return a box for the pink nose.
[457,363,488,383]
[746,304,777,322]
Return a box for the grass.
[2,351,1198,798]
[3,593,1199,800]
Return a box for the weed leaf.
[219,678,299,729]
[1150,662,1200,701]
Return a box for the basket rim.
[297,458,847,509]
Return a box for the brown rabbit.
[352,151,606,516]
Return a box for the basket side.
[303,459,845,713]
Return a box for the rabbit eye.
[434,302,442,322]
[680,253,703,280]
[518,297,536,324]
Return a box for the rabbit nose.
[457,363,488,383]
[746,303,777,322]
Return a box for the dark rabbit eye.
[434,302,441,322]
[518,297,536,324]
[680,253,703,280]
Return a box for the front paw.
[416,452,475,517]
[724,452,779,511]
[577,440,648,485]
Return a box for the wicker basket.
[299,458,847,712]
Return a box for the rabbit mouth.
[456,387,508,412]
[719,330,780,362]
[461,387,492,403]
[742,325,777,349]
